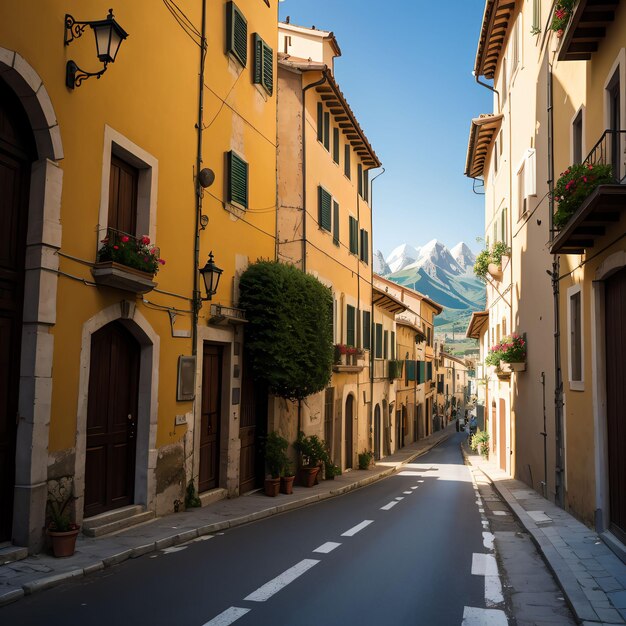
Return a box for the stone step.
[199,488,227,508]
[82,506,154,537]
[0,544,28,565]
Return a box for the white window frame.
[98,125,158,244]
[567,284,584,391]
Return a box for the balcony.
[333,345,365,373]
[551,130,626,255]
[558,0,620,62]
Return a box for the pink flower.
[121,235,129,243]
[141,235,150,245]
[158,259,166,265]
[113,245,119,250]
[583,176,588,183]
[150,248,158,255]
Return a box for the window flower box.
[92,261,157,294]
[93,229,164,294]
[486,334,527,371]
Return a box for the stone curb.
[0,430,451,606]
[462,445,625,625]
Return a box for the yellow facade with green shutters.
[0,0,277,551]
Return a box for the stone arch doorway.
[345,394,354,469]
[0,77,36,542]
[0,52,63,549]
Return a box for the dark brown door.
[199,344,222,492]
[0,79,34,541]
[239,357,265,494]
[84,322,140,517]
[606,267,626,543]
[374,405,381,460]
[345,395,353,469]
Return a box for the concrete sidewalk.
[464,445,626,625]
[0,424,454,607]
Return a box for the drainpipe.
[547,61,565,507]
[370,168,385,451]
[301,71,329,272]
[473,71,501,113]
[192,0,208,358]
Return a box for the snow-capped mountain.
[450,242,476,271]
[373,250,391,276]
[378,239,485,332]
[386,243,420,274]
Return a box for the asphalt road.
[3,433,495,625]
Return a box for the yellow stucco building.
[0,0,277,553]
[276,21,381,470]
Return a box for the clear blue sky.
[278,0,491,257]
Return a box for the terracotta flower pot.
[280,475,295,495]
[264,477,280,497]
[298,466,320,488]
[48,527,80,557]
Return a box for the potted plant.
[92,230,165,294]
[473,249,491,281]
[324,462,341,480]
[553,162,614,229]
[470,429,490,459]
[264,431,289,497]
[293,432,328,487]
[486,334,527,372]
[358,450,374,470]
[549,0,575,38]
[280,461,296,494]
[46,479,79,558]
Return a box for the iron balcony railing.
[583,129,626,183]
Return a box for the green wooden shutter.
[317,103,323,143]
[226,2,247,67]
[333,128,339,164]
[253,34,273,95]
[346,304,356,346]
[360,229,369,264]
[363,169,369,202]
[318,186,331,232]
[417,360,426,384]
[383,330,388,358]
[405,360,416,381]
[344,145,351,178]
[427,361,433,381]
[391,331,395,359]
[362,311,371,350]
[349,217,358,254]
[227,151,248,208]
[357,164,363,196]
[332,201,339,245]
[375,323,383,358]
[323,112,330,150]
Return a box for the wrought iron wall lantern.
[199,252,223,301]
[64,8,128,89]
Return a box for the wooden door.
[0,79,34,541]
[374,405,381,460]
[84,323,139,517]
[606,267,626,543]
[491,402,497,455]
[199,344,222,492]
[345,395,353,469]
[499,399,506,471]
[239,357,265,494]
[108,156,138,236]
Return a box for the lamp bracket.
[64,14,90,46]
[66,60,108,89]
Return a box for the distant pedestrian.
[469,415,477,436]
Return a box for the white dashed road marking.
[403,491,413,495]
[244,559,320,602]
[395,497,404,501]
[472,552,499,576]
[462,606,508,625]
[485,575,504,606]
[313,541,341,554]
[380,501,398,510]
[341,520,373,536]
[202,606,251,626]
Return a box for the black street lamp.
[64,9,128,89]
[199,251,223,301]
